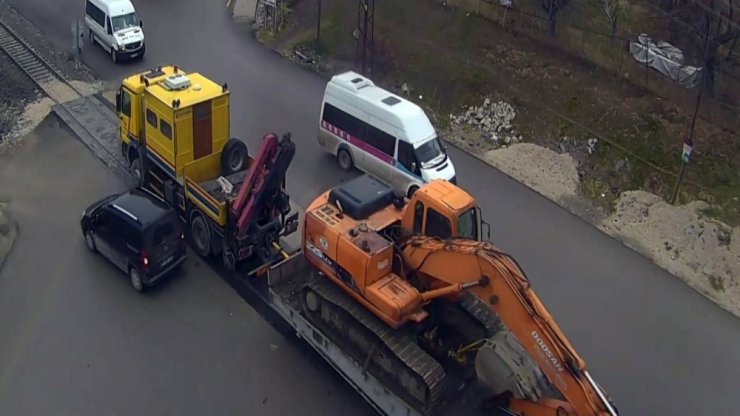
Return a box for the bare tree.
[541,0,569,37]
[661,0,739,93]
[693,0,737,93]
[602,0,623,42]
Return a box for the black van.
[80,187,186,292]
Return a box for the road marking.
[226,0,233,9]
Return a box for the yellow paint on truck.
[117,65,239,226]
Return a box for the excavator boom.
[400,236,618,416]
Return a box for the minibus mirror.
[115,89,121,113]
[140,20,144,28]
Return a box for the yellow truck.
[115,65,299,272]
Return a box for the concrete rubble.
[449,97,522,147]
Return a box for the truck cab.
[115,65,297,272]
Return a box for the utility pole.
[670,11,711,205]
[316,0,322,50]
[355,0,375,76]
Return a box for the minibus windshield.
[414,137,444,167]
[111,12,139,33]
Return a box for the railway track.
[0,21,82,103]
[0,18,131,178]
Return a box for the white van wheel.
[337,148,353,171]
[111,48,118,63]
[88,29,94,45]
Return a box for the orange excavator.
[299,174,618,416]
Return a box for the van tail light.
[140,248,150,272]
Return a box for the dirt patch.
[600,191,740,316]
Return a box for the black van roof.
[110,188,173,227]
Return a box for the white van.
[318,71,456,198]
[84,0,145,63]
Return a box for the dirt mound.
[600,191,740,315]
[482,143,580,203]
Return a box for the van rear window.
[145,215,179,249]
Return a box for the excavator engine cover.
[328,175,394,220]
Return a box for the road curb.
[248,31,740,320]
[0,208,19,272]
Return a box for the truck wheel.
[130,158,144,186]
[407,185,420,198]
[337,148,353,171]
[190,213,211,258]
[221,138,248,176]
[222,249,236,271]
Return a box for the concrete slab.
[233,0,258,21]
[101,90,116,106]
[52,95,132,185]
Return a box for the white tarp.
[630,33,703,88]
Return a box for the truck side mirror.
[411,162,417,172]
[482,220,491,241]
[115,89,121,113]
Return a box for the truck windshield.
[414,137,444,167]
[111,13,139,33]
[457,208,478,240]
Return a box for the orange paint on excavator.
[301,174,618,416]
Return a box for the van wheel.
[407,186,420,198]
[190,213,211,258]
[111,48,118,63]
[221,138,248,176]
[129,267,145,293]
[88,29,94,45]
[85,230,97,252]
[337,148,353,171]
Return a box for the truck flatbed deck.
[198,170,248,203]
[242,210,497,416]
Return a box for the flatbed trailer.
[242,210,498,416]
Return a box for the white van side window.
[321,103,395,157]
[397,140,419,175]
[85,1,106,27]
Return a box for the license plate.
[131,53,138,58]
[162,255,174,266]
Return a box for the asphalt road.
[0,117,373,415]
[4,0,740,414]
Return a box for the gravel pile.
[0,57,40,143]
[449,97,522,147]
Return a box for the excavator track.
[301,275,447,414]
[460,293,501,336]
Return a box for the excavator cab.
[401,179,491,242]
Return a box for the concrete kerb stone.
[0,206,19,272]
[232,0,259,22]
